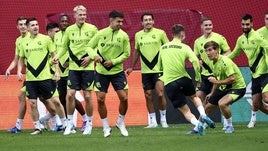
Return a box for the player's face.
[241,19,252,34]
[110,17,123,31]
[27,20,39,36]
[205,46,218,61]
[59,16,70,30]
[48,27,60,40]
[201,20,213,34]
[74,10,87,25]
[17,19,27,34]
[265,14,268,27]
[142,15,154,30]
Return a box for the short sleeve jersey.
[213,55,246,90]
[54,31,69,77]
[19,34,55,81]
[135,28,169,73]
[228,29,268,78]
[159,38,201,85]
[15,32,30,56]
[61,23,98,71]
[194,32,230,76]
[88,26,130,75]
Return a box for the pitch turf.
[1,122,268,151]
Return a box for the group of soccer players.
[5,5,268,137]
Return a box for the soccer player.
[17,17,63,135]
[88,10,130,137]
[204,41,246,133]
[5,16,29,133]
[194,17,231,130]
[38,22,68,131]
[228,13,268,125]
[53,5,99,135]
[247,11,268,128]
[159,24,215,136]
[54,14,88,131]
[125,12,169,128]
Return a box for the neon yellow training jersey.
[59,23,98,71]
[212,55,246,90]
[159,38,201,85]
[19,34,55,81]
[228,29,268,78]
[135,28,169,73]
[194,32,230,76]
[257,26,268,40]
[15,32,30,56]
[88,26,130,75]
[54,31,69,77]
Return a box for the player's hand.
[52,56,58,64]
[17,72,23,81]
[125,68,133,76]
[63,62,69,68]
[81,56,90,67]
[5,70,10,80]
[94,56,103,63]
[205,93,212,103]
[103,60,113,67]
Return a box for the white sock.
[226,117,233,126]
[16,119,23,129]
[250,111,257,122]
[117,114,125,125]
[82,114,87,122]
[197,106,206,116]
[223,115,227,127]
[39,113,51,123]
[101,118,110,128]
[52,114,62,126]
[190,117,199,127]
[87,115,93,125]
[159,110,167,122]
[149,112,157,124]
[33,120,41,130]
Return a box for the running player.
[247,11,268,128]
[228,14,268,128]
[159,24,215,136]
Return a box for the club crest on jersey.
[38,41,42,45]
[152,35,156,39]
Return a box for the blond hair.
[73,5,87,13]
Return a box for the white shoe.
[63,123,73,135]
[103,127,112,138]
[247,121,256,128]
[31,129,42,135]
[144,122,158,128]
[160,121,169,128]
[116,123,128,137]
[82,124,92,135]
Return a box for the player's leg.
[155,80,168,128]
